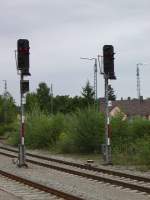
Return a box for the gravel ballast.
[0,154,150,200]
[0,189,22,200]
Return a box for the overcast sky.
[0,0,150,103]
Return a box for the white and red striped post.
[21,108,25,145]
[104,75,112,165]
[18,74,27,167]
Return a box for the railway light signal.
[17,39,30,76]
[102,45,117,165]
[16,39,31,168]
[103,45,116,79]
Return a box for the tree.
[108,84,116,101]
[81,81,95,107]
[36,82,50,113]
[25,81,96,114]
[25,92,39,112]
[53,95,71,114]
[71,96,85,110]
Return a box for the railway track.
[1,145,150,182]
[0,145,150,196]
[0,169,85,200]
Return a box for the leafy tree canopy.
[36,82,50,112]
[81,80,95,106]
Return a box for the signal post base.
[102,144,113,165]
[17,144,28,168]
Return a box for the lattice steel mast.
[137,64,141,100]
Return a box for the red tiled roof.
[100,99,150,116]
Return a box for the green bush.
[57,132,75,153]
[58,108,105,153]
[0,122,17,137]
[111,116,150,167]
[129,117,150,139]
[0,125,7,136]
[7,120,20,146]
[25,110,65,149]
[132,136,150,165]
[111,114,130,153]
[9,107,65,149]
[8,107,150,168]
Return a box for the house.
[99,97,150,120]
